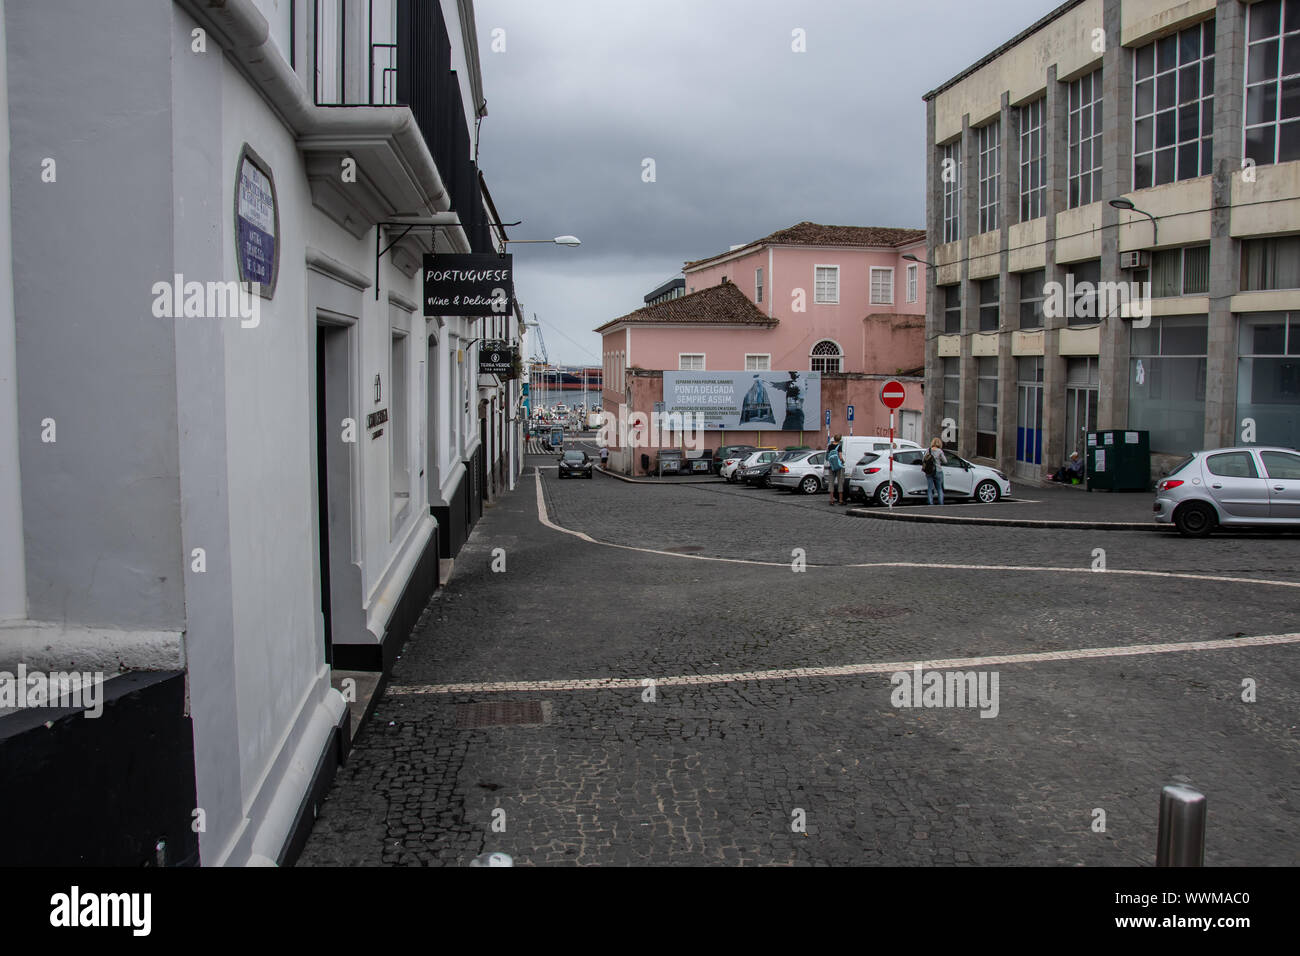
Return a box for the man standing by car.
[827,435,845,505]
[923,438,947,505]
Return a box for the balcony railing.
[312,0,491,253]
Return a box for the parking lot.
[299,444,1300,867]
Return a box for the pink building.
[598,222,930,474]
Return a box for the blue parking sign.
[824,409,831,427]
[847,404,855,422]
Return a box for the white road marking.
[532,470,1300,590]
[387,632,1300,695]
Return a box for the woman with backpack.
[827,435,845,505]
[923,438,947,505]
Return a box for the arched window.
[810,339,842,373]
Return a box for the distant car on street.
[1153,446,1300,536]
[849,448,1011,505]
[770,451,828,495]
[557,449,593,479]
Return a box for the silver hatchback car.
[1153,446,1300,536]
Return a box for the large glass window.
[979,277,1000,331]
[1237,312,1300,448]
[943,284,962,334]
[1241,236,1300,289]
[1146,245,1211,296]
[1244,0,1300,167]
[1133,20,1215,188]
[1019,98,1046,221]
[1068,70,1104,208]
[976,356,998,458]
[942,356,960,446]
[1019,270,1046,329]
[942,139,963,243]
[1129,315,1208,454]
[978,120,1001,233]
[1069,259,1102,325]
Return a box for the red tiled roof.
[684,221,927,269]
[595,281,776,334]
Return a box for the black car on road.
[558,449,594,479]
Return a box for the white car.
[849,448,1011,505]
[839,436,921,469]
[770,451,828,494]
[723,449,778,482]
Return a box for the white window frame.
[941,138,962,243]
[755,267,764,303]
[906,263,919,303]
[1019,97,1046,221]
[810,338,843,373]
[744,353,771,371]
[678,353,705,370]
[870,267,895,305]
[814,264,840,304]
[977,119,1001,233]
[1244,4,1300,167]
[1068,69,1104,208]
[1133,20,1215,189]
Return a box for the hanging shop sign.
[479,340,516,376]
[423,253,513,317]
[234,145,279,297]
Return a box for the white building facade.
[0,0,519,866]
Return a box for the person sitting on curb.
[1048,452,1084,483]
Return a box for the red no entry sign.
[880,380,906,409]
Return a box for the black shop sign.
[423,254,513,317]
[479,341,516,376]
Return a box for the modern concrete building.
[0,0,517,865]
[922,0,1300,480]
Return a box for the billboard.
[662,371,822,431]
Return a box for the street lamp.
[1109,198,1159,247]
[503,236,581,246]
[902,253,936,267]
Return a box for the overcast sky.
[474,0,1059,365]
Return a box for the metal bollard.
[1156,784,1206,866]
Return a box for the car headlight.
[994,471,1008,481]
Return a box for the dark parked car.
[557,449,593,479]
[713,444,757,474]
[743,449,805,488]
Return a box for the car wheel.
[799,475,820,495]
[1174,501,1216,537]
[975,480,1000,503]
[874,482,901,507]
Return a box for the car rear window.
[1165,455,1196,478]
[563,451,585,461]
[894,451,923,465]
[1206,451,1258,478]
[856,453,880,466]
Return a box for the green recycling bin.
[1086,429,1150,491]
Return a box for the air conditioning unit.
[1119,250,1149,270]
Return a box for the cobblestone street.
[300,450,1300,866]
